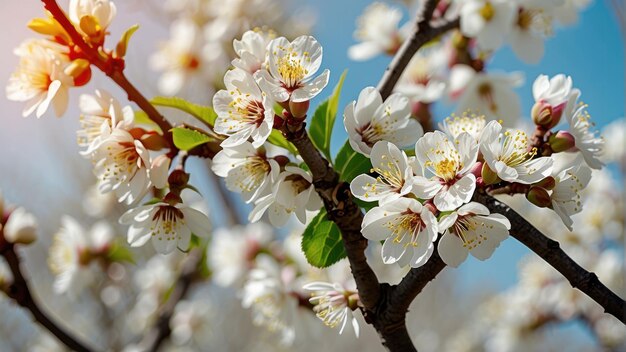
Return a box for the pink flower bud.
[289,99,310,119]
[548,131,576,153]
[531,100,564,130]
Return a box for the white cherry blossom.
[69,0,117,33]
[362,198,438,268]
[439,113,486,141]
[413,131,479,212]
[550,157,592,231]
[213,68,275,148]
[255,35,330,103]
[344,86,422,156]
[532,74,574,107]
[449,65,523,126]
[241,254,298,346]
[395,46,448,104]
[89,128,153,204]
[564,105,604,170]
[303,281,360,337]
[350,141,414,205]
[77,89,134,151]
[249,166,321,227]
[460,0,516,51]
[209,223,274,287]
[508,1,562,64]
[119,201,210,254]
[6,39,72,118]
[211,142,280,203]
[480,120,553,184]
[232,29,274,74]
[348,2,405,61]
[437,202,511,267]
[48,216,113,296]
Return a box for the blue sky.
[301,0,624,291]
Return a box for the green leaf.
[267,129,299,155]
[301,209,347,268]
[151,96,217,127]
[171,127,213,151]
[309,70,347,161]
[334,140,372,183]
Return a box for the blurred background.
[0,0,624,351]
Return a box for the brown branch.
[474,192,626,324]
[139,249,203,352]
[0,244,94,352]
[377,17,460,100]
[41,0,175,149]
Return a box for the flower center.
[227,92,265,128]
[386,211,425,248]
[498,130,537,167]
[233,156,270,192]
[480,2,495,22]
[451,215,491,250]
[276,48,310,89]
[151,206,185,240]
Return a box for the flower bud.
[3,207,37,245]
[79,15,102,40]
[481,163,500,185]
[469,161,483,179]
[548,131,576,153]
[168,169,190,189]
[526,186,551,208]
[141,132,168,151]
[64,59,92,87]
[273,155,290,167]
[28,17,65,38]
[289,99,309,119]
[531,101,565,130]
[534,176,556,190]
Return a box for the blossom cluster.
[348,72,602,268]
[150,0,313,98]
[211,30,331,227]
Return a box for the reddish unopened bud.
[273,155,290,167]
[469,161,483,179]
[64,59,92,87]
[532,101,564,130]
[548,130,576,153]
[168,170,190,189]
[141,132,168,151]
[289,99,309,119]
[128,127,148,140]
[481,163,500,185]
[534,176,556,190]
[424,201,438,216]
[526,186,552,208]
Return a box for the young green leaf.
[115,24,139,58]
[308,70,347,161]
[151,96,217,127]
[171,127,213,151]
[301,209,347,268]
[334,140,372,183]
[267,129,299,155]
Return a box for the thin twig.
[41,0,175,148]
[475,192,626,323]
[0,244,94,352]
